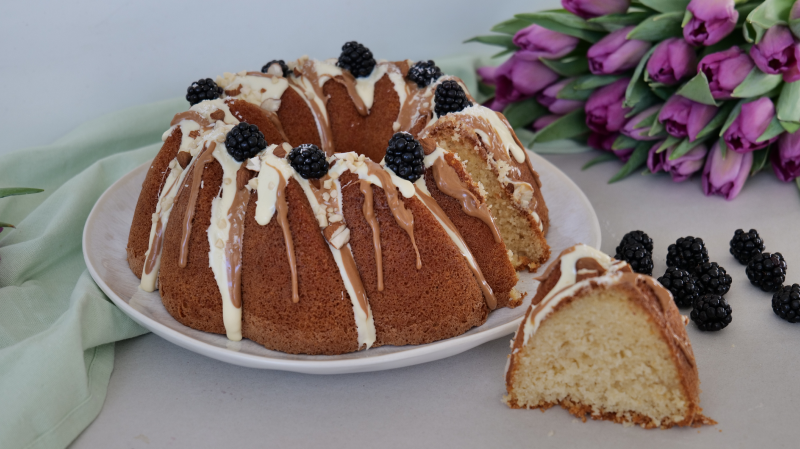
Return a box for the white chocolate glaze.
[216,72,290,109]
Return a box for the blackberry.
[384,132,425,182]
[615,242,653,275]
[657,267,700,308]
[691,294,732,331]
[288,144,328,179]
[337,41,376,78]
[225,123,268,162]
[616,230,654,256]
[772,284,800,323]
[666,236,709,271]
[730,229,765,265]
[434,80,472,116]
[693,262,732,296]
[261,59,289,77]
[746,252,787,292]
[186,78,223,106]
[407,60,443,87]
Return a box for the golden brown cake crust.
[505,266,714,428]
[276,86,322,148]
[126,127,182,279]
[339,172,489,346]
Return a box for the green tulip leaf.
[639,0,690,13]
[491,18,534,35]
[627,12,684,41]
[720,99,747,136]
[757,116,786,142]
[669,136,708,160]
[556,83,595,100]
[651,84,679,100]
[780,120,800,133]
[719,136,728,159]
[694,101,736,141]
[676,73,718,106]
[750,147,771,175]
[790,17,800,39]
[582,153,619,170]
[656,135,682,153]
[587,12,654,32]
[682,11,693,27]
[0,187,44,198]
[478,81,496,98]
[625,91,660,118]
[533,108,589,143]
[491,48,516,59]
[0,221,15,228]
[648,104,667,136]
[625,46,657,108]
[514,11,607,43]
[609,141,651,183]
[540,56,589,77]
[732,68,784,98]
[795,177,800,196]
[744,0,794,43]
[777,80,800,126]
[613,134,639,150]
[464,35,517,49]
[503,98,548,129]
[574,74,624,90]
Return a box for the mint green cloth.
[0,55,489,449]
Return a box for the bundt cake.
[504,244,715,428]
[126,42,550,355]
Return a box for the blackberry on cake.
[225,123,267,162]
[666,236,709,271]
[746,252,787,292]
[186,78,223,106]
[772,284,800,323]
[615,242,653,275]
[287,144,328,179]
[616,230,654,256]
[690,294,732,331]
[384,132,424,182]
[261,59,289,77]
[693,262,732,296]
[434,80,472,116]
[337,41,376,78]
[730,229,765,265]
[407,60,443,87]
[657,267,700,308]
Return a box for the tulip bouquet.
[470,0,800,200]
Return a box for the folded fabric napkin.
[0,55,488,449]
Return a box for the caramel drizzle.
[288,60,335,155]
[332,71,368,116]
[170,111,213,128]
[262,109,290,144]
[178,142,217,268]
[245,71,273,78]
[430,157,501,243]
[339,244,371,317]
[274,169,299,303]
[365,161,421,269]
[396,80,428,132]
[225,178,251,308]
[359,180,384,291]
[414,186,497,310]
[142,168,184,276]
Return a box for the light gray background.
[3,1,798,448]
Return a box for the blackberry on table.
[288,144,328,179]
[666,236,709,271]
[657,267,700,308]
[616,230,653,256]
[384,132,425,182]
[434,80,472,116]
[186,78,223,106]
[746,252,787,292]
[615,242,653,276]
[730,229,765,265]
[337,41,376,78]
[694,262,732,296]
[407,60,443,87]
[225,123,268,162]
[691,294,732,331]
[262,59,289,77]
[772,284,800,323]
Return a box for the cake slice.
[504,244,715,428]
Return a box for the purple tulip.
[703,141,752,200]
[513,24,580,60]
[646,38,698,85]
[648,141,709,182]
[723,97,777,153]
[683,0,739,47]
[494,53,560,105]
[621,105,663,141]
[749,26,800,82]
[658,95,717,142]
[532,114,563,131]
[698,47,755,99]
[562,0,631,19]
[585,78,632,134]
[536,79,584,115]
[771,131,800,181]
[476,66,498,85]
[588,27,652,75]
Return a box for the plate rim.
[83,149,600,374]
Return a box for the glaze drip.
[274,169,299,303]
[359,180,384,291]
[179,142,217,268]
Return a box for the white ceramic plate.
[83,150,600,374]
